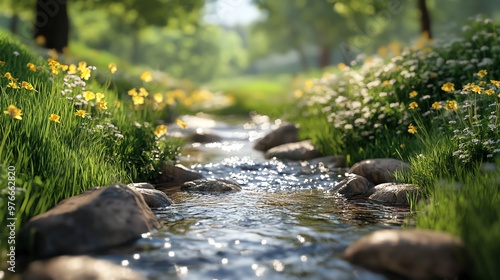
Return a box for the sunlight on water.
[98,116,410,279]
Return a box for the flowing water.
[100,115,412,280]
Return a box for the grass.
[293,16,500,279]
[0,32,182,260]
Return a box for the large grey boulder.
[151,163,204,193]
[129,183,173,208]
[342,229,468,280]
[264,140,322,161]
[254,123,299,151]
[332,174,374,197]
[348,158,410,185]
[19,184,158,259]
[368,183,421,206]
[181,178,242,192]
[22,255,144,280]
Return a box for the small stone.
[131,186,173,208]
[348,158,410,185]
[22,255,144,280]
[342,229,468,280]
[187,131,222,143]
[307,155,347,168]
[368,183,421,206]
[254,123,299,151]
[264,140,322,161]
[332,175,373,197]
[181,178,242,192]
[128,182,155,189]
[151,163,204,193]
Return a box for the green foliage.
[0,33,181,257]
[414,161,500,279]
[293,16,500,164]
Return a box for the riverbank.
[292,16,500,279]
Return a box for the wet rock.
[348,158,410,185]
[128,182,155,189]
[22,255,144,280]
[181,178,242,192]
[254,123,299,152]
[19,184,158,259]
[264,140,322,161]
[368,183,421,206]
[187,130,222,143]
[308,155,347,169]
[151,163,204,192]
[342,229,468,280]
[129,183,173,208]
[332,175,374,197]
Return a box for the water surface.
[101,115,411,279]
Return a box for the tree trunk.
[417,0,432,39]
[318,45,331,68]
[9,14,19,34]
[34,0,69,53]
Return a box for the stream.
[100,114,412,280]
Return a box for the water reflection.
[98,118,410,279]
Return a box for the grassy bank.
[293,16,500,279]
[0,33,183,259]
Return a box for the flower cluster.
[294,16,500,162]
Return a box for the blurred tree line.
[1,0,499,83]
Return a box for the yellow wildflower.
[108,63,117,74]
[445,100,458,111]
[140,71,153,82]
[128,88,138,96]
[68,64,77,74]
[132,95,145,105]
[114,101,121,108]
[138,87,149,97]
[477,69,488,78]
[176,119,188,129]
[95,92,105,102]
[84,91,96,101]
[21,81,35,91]
[49,114,61,123]
[80,68,91,80]
[4,105,22,120]
[154,124,167,137]
[4,72,14,80]
[409,91,418,98]
[0,61,5,66]
[74,110,87,118]
[479,81,487,86]
[462,82,475,91]
[441,82,455,92]
[471,85,483,94]
[485,89,495,96]
[491,80,500,87]
[153,93,164,103]
[408,102,419,110]
[382,80,391,87]
[338,63,347,71]
[77,61,87,72]
[432,102,442,109]
[98,101,108,110]
[27,63,37,72]
[7,82,19,89]
[408,123,417,134]
[304,79,314,90]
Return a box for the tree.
[34,0,69,53]
[417,0,432,39]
